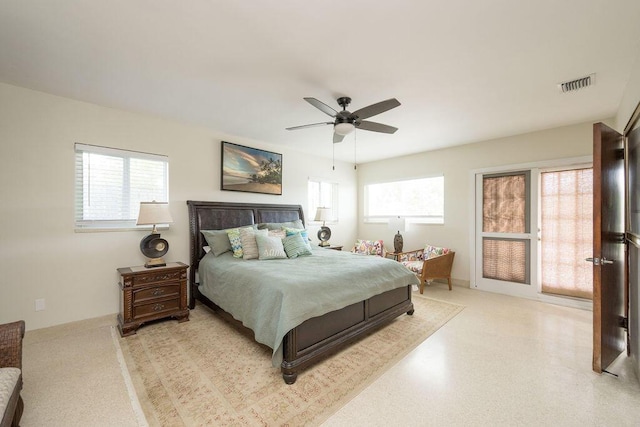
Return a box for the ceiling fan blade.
[304,97,338,117]
[286,122,333,131]
[333,132,346,143]
[357,120,398,134]
[352,98,401,120]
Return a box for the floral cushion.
[352,239,384,256]
[402,260,424,274]
[424,245,450,259]
[398,250,424,263]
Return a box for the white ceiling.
[1,1,640,163]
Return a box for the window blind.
[481,172,530,284]
[74,143,169,230]
[364,176,444,223]
[308,179,339,222]
[540,168,593,299]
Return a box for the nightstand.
[386,252,400,261]
[117,262,189,337]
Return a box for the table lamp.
[137,201,173,268]
[315,207,331,246]
[388,216,406,253]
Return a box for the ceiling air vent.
[558,73,595,93]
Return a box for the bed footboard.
[281,285,414,384]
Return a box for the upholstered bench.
[0,321,24,427]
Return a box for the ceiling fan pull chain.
[332,141,335,171]
[354,130,357,170]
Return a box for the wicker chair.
[396,246,455,293]
[0,321,25,427]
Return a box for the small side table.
[386,252,400,261]
[117,262,189,337]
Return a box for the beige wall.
[357,122,595,286]
[0,83,358,330]
[616,49,640,132]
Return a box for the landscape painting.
[221,141,283,195]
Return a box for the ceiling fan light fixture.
[334,122,355,136]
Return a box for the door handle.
[585,257,614,265]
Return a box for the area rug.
[117,293,463,426]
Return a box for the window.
[74,143,169,230]
[308,179,338,223]
[364,176,444,224]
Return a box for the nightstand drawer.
[132,270,184,286]
[134,298,180,319]
[133,283,180,303]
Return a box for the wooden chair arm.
[0,320,25,369]
[422,252,455,276]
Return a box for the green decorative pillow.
[240,228,268,260]
[283,227,312,251]
[226,226,254,258]
[255,234,287,260]
[283,233,313,258]
[201,229,232,257]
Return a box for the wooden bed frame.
[187,200,414,384]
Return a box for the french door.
[473,159,593,306]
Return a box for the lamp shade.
[334,122,355,136]
[314,207,331,222]
[388,216,406,233]
[137,201,173,226]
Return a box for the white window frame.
[74,143,169,231]
[308,178,339,224]
[364,175,445,224]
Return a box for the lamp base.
[144,257,167,268]
[393,232,404,253]
[318,241,330,247]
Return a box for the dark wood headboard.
[186,201,305,303]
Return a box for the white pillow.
[255,234,287,260]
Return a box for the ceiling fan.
[286,96,401,143]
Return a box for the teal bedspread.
[198,247,420,366]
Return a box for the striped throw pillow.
[240,228,268,260]
[283,233,313,258]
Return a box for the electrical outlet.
[35,298,45,311]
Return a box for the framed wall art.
[221,141,283,195]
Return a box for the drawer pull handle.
[153,304,165,312]
[152,288,165,296]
